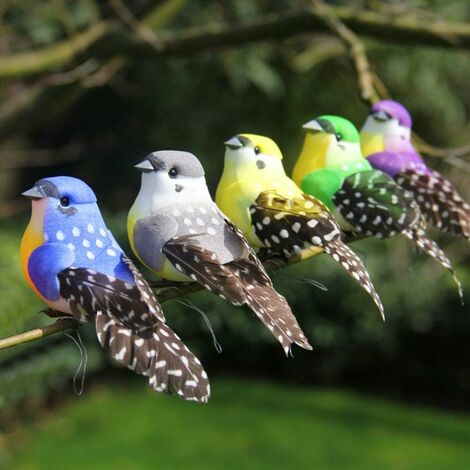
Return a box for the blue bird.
[20,176,210,403]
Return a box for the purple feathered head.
[370,100,412,129]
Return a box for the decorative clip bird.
[216,134,385,319]
[127,151,311,355]
[361,99,470,238]
[294,115,463,300]
[20,176,210,403]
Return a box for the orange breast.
[20,222,46,300]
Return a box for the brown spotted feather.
[58,263,210,403]
[396,169,470,238]
[162,234,312,355]
[250,190,385,319]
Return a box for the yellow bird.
[216,134,385,319]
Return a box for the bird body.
[217,134,301,246]
[216,134,385,319]
[295,115,463,300]
[128,151,312,355]
[21,176,210,402]
[360,100,469,238]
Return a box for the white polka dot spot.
[99,228,107,237]
[87,224,95,234]
[82,239,91,248]
[56,230,65,241]
[72,227,80,237]
[86,251,95,260]
[96,239,104,248]
[106,248,117,257]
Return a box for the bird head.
[295,115,364,182]
[132,150,212,217]
[222,133,288,186]
[360,100,412,156]
[22,176,98,233]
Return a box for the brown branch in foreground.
[0,250,318,351]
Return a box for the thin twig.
[108,0,164,50]
[0,318,79,350]
[310,0,380,103]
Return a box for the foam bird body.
[361,99,470,238]
[294,115,463,300]
[216,134,384,319]
[21,176,210,402]
[128,151,311,355]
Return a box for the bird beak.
[134,160,154,172]
[224,136,243,150]
[21,185,46,200]
[372,110,391,122]
[302,120,323,133]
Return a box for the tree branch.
[1,5,470,80]
[0,0,188,140]
[310,0,380,103]
[0,318,79,350]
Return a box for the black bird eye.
[254,146,261,155]
[168,167,178,178]
[335,133,342,142]
[60,196,70,207]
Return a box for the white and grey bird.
[128,150,312,355]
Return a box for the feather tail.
[403,228,464,304]
[323,239,385,320]
[96,311,210,403]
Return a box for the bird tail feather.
[323,239,385,320]
[403,228,464,304]
[95,311,210,403]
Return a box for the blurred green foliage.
[5,378,470,469]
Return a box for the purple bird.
[360,99,470,239]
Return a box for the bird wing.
[250,189,339,257]
[300,168,344,212]
[57,259,210,403]
[396,169,470,238]
[249,190,385,319]
[333,169,422,238]
[162,235,245,303]
[162,232,312,355]
[133,214,178,272]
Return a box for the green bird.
[293,115,463,301]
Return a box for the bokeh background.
[0,0,469,468]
